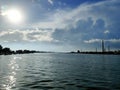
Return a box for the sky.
[0,0,120,52]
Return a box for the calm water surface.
[0,53,120,90]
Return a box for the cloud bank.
[0,0,120,50]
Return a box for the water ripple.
[0,53,120,90]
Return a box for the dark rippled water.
[0,53,120,90]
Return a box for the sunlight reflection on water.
[2,56,21,90]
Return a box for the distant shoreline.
[0,44,120,56]
[69,51,120,55]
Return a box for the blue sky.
[0,0,120,52]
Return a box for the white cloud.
[104,30,110,34]
[107,39,120,43]
[84,39,120,43]
[84,39,102,43]
[48,0,54,5]
[0,29,54,42]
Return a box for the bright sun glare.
[6,9,23,24]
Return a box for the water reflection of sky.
[3,56,20,90]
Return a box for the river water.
[0,53,120,90]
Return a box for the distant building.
[102,40,105,53]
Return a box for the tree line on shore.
[0,45,39,55]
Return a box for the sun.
[6,9,23,24]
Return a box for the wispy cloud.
[104,30,110,34]
[48,0,54,5]
[84,39,120,43]
[84,39,102,43]
[107,39,120,43]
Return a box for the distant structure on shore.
[70,40,120,55]
[102,40,105,53]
